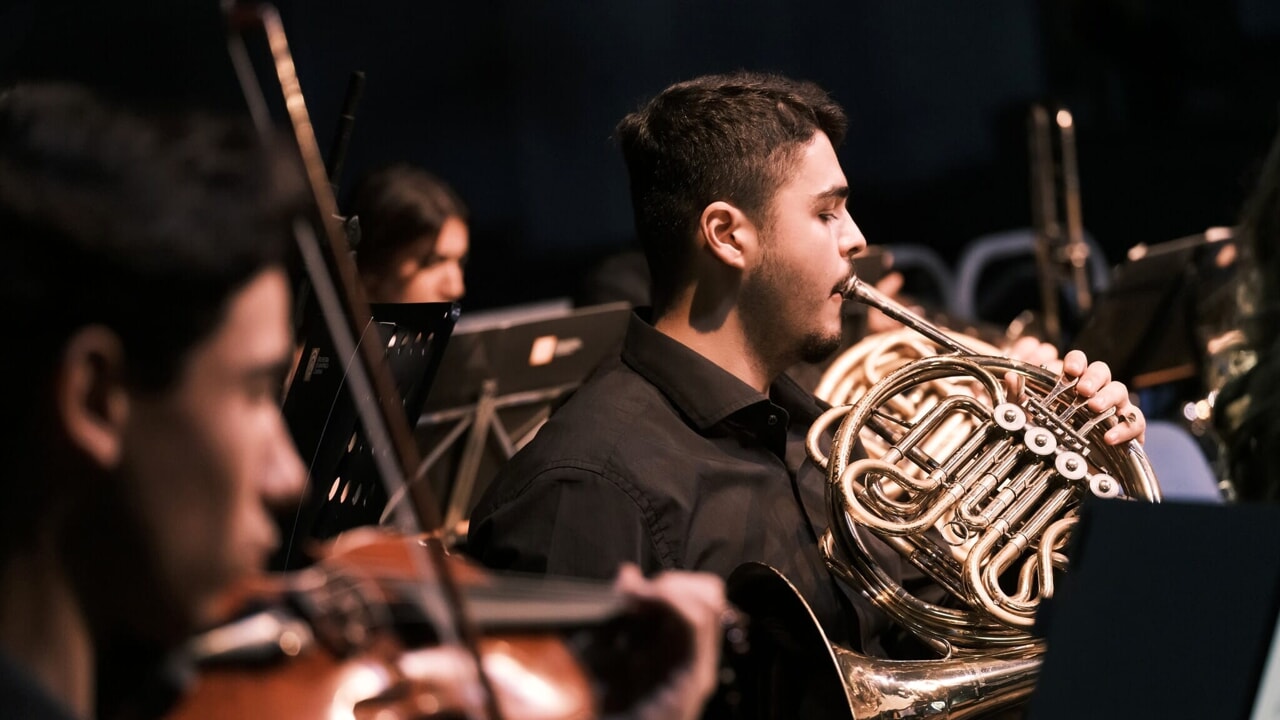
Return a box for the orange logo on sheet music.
[528,335,585,367]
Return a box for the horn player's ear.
[57,326,131,469]
[699,201,758,271]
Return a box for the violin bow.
[220,5,504,718]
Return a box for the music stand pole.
[442,379,501,542]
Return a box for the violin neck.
[428,574,630,633]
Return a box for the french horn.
[728,277,1160,720]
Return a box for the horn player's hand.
[1060,349,1145,446]
[1003,335,1062,371]
[1002,347,1145,447]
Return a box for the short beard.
[740,245,843,370]
[798,329,843,364]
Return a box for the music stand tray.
[416,301,632,538]
[1072,229,1237,389]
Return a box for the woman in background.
[350,164,469,304]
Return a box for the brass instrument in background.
[1029,104,1094,349]
[727,278,1160,720]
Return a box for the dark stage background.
[5,0,1280,312]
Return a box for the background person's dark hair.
[1236,123,1280,357]
[614,71,848,314]
[1215,121,1280,503]
[349,164,469,280]
[0,83,303,540]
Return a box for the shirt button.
[767,414,779,426]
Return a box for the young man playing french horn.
[469,72,1146,662]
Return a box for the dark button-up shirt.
[468,312,909,651]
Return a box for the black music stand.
[277,301,457,568]
[1028,498,1280,720]
[414,301,631,541]
[1071,229,1238,389]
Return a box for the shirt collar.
[621,311,824,430]
[621,311,768,430]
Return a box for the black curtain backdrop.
[4,0,1279,311]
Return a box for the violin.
[166,530,715,720]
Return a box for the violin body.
[168,633,594,720]
[166,531,598,720]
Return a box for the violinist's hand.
[1003,348,1145,446]
[607,564,727,720]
